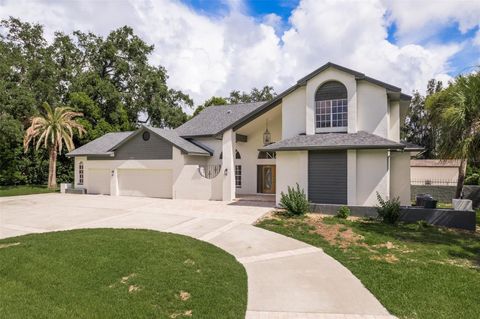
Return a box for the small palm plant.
[24,102,86,189]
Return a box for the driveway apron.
[0,194,394,319]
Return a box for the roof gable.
[297,62,402,92]
[175,101,265,137]
[66,131,133,157]
[225,62,411,133]
[67,126,210,157]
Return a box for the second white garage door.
[118,169,173,198]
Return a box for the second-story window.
[315,81,348,132]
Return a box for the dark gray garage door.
[308,150,347,204]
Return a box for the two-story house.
[67,62,414,206]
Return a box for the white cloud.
[474,30,480,47]
[0,0,477,109]
[384,0,480,44]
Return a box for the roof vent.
[226,110,232,114]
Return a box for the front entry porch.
[235,194,276,202]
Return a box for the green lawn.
[0,185,58,197]
[0,229,247,319]
[257,213,480,319]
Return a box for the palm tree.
[24,102,86,189]
[426,70,480,198]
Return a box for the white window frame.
[235,165,242,189]
[78,161,84,185]
[315,98,348,133]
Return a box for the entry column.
[110,169,119,196]
[222,129,236,201]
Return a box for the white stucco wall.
[357,81,388,138]
[347,150,357,205]
[276,151,308,204]
[77,147,223,200]
[411,166,459,185]
[388,100,400,142]
[282,86,306,139]
[235,105,282,195]
[390,151,411,205]
[356,149,389,206]
[304,67,357,134]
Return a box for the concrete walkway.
[0,194,394,319]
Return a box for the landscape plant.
[426,70,480,198]
[375,192,401,224]
[279,183,310,216]
[23,103,85,188]
[336,206,351,219]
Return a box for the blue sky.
[182,0,479,79]
[1,0,479,103]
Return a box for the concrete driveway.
[0,194,393,319]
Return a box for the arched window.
[258,151,276,159]
[78,161,84,185]
[315,81,348,131]
[219,150,241,160]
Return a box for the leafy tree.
[402,79,443,158]
[193,86,276,116]
[426,70,480,198]
[0,114,24,185]
[193,96,228,116]
[0,17,192,186]
[23,103,86,188]
[227,86,276,104]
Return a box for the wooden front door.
[257,165,276,194]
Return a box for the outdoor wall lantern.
[111,170,114,177]
[224,168,228,176]
[263,119,272,146]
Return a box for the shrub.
[376,192,401,224]
[465,173,479,185]
[279,183,310,216]
[336,206,351,219]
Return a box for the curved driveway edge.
[0,194,395,319]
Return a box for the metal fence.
[411,178,457,186]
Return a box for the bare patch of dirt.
[177,291,190,301]
[370,254,399,264]
[183,259,195,266]
[170,310,192,318]
[128,285,141,293]
[0,242,20,249]
[120,273,136,284]
[109,273,137,289]
[434,258,480,270]
[373,241,395,250]
[306,214,365,249]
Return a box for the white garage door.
[87,169,111,195]
[118,169,172,198]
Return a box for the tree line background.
[0,17,477,187]
[0,17,275,186]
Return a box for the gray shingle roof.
[175,101,266,137]
[260,131,405,151]
[67,126,210,157]
[67,131,133,157]
[147,127,210,155]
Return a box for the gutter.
[259,144,405,152]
